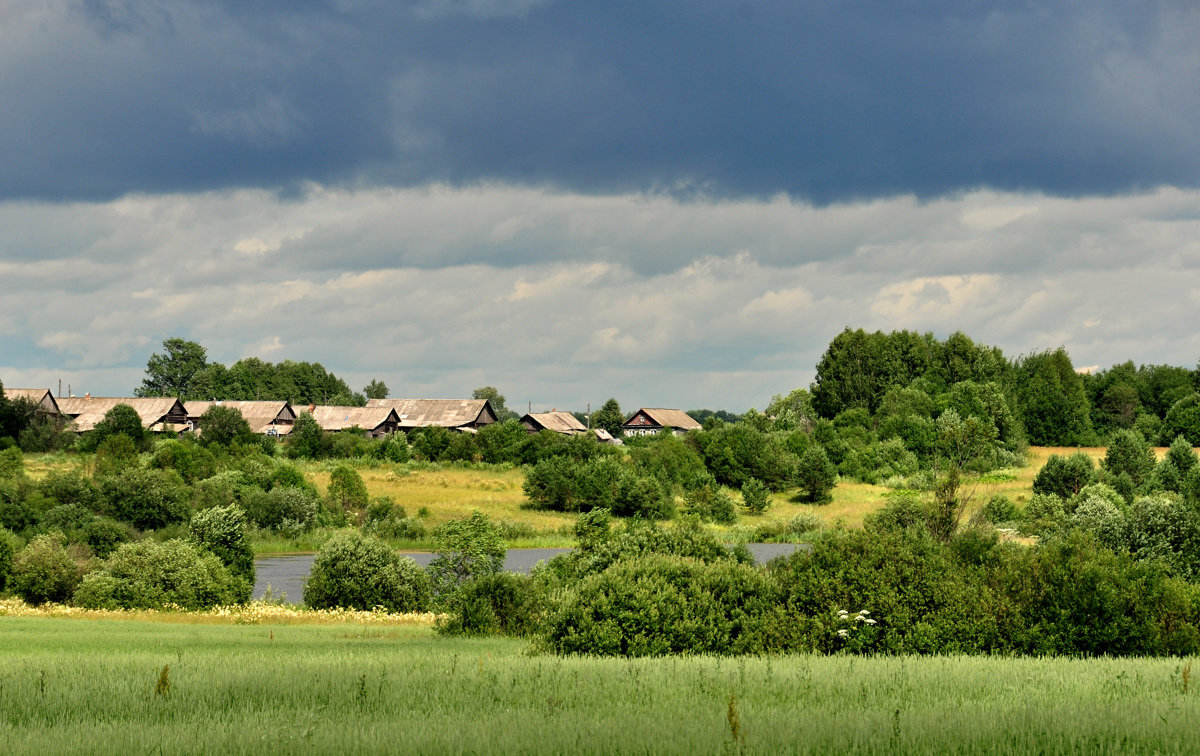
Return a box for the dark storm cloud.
[2,0,1197,203]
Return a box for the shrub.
[437,573,545,637]
[303,531,431,612]
[741,478,771,515]
[150,440,217,484]
[242,486,321,531]
[98,468,190,530]
[547,518,748,583]
[84,404,149,453]
[0,478,41,533]
[796,446,837,503]
[74,539,250,609]
[0,526,13,591]
[39,469,100,510]
[0,446,22,478]
[189,504,255,584]
[683,482,737,524]
[427,512,506,598]
[198,405,257,448]
[1032,453,1095,499]
[864,494,936,535]
[692,423,799,491]
[1125,494,1200,581]
[364,497,427,540]
[1022,493,1067,534]
[1102,430,1156,494]
[82,518,133,559]
[10,533,80,604]
[93,434,140,478]
[980,495,1020,524]
[544,554,780,656]
[1068,497,1128,551]
[326,464,369,512]
[286,413,330,459]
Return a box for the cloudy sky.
[2,1,1199,411]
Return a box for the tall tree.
[472,386,511,419]
[1013,348,1094,446]
[136,338,208,398]
[592,398,625,437]
[363,379,389,400]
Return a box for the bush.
[93,434,140,478]
[363,497,427,540]
[198,405,257,448]
[10,533,80,605]
[980,495,1020,524]
[1102,430,1156,494]
[683,482,737,524]
[74,539,250,609]
[82,518,134,559]
[1032,453,1095,499]
[692,423,799,491]
[796,446,837,503]
[1068,496,1127,551]
[150,440,217,484]
[84,404,150,453]
[39,469,100,510]
[1022,493,1067,534]
[427,512,506,598]
[326,464,369,512]
[865,494,936,535]
[546,518,748,583]
[286,413,330,460]
[544,554,780,656]
[741,478,771,515]
[0,446,22,478]
[1125,494,1200,581]
[98,468,190,530]
[0,526,13,591]
[242,486,321,532]
[437,573,545,637]
[303,531,431,612]
[189,504,255,584]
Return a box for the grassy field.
[3,615,1200,754]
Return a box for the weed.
[154,664,170,698]
[726,692,744,747]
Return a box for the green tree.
[303,531,431,612]
[326,464,369,512]
[592,398,625,437]
[189,504,255,586]
[1013,348,1094,446]
[472,386,512,419]
[795,445,837,503]
[74,539,249,609]
[363,379,389,400]
[286,412,329,459]
[1162,394,1200,446]
[198,405,257,448]
[1102,429,1156,495]
[137,338,208,398]
[427,511,506,598]
[0,380,37,445]
[86,404,150,453]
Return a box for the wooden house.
[302,405,400,438]
[57,396,190,433]
[621,408,701,437]
[365,399,497,432]
[521,411,587,435]
[3,388,62,417]
[185,400,297,437]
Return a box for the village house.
[3,388,62,417]
[185,400,297,437]
[301,405,400,438]
[521,410,588,435]
[621,408,702,437]
[365,399,497,432]
[57,395,190,433]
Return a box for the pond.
[253,543,805,604]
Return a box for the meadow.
[3,613,1200,754]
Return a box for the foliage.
[0,526,13,591]
[362,379,389,400]
[10,533,80,605]
[1013,348,1094,446]
[93,434,140,477]
[190,355,355,406]
[741,478,770,515]
[1125,494,1200,581]
[592,398,625,437]
[136,338,209,399]
[198,405,258,448]
[98,468,191,530]
[981,495,1021,524]
[74,539,249,609]
[82,518,133,559]
[326,464,369,512]
[1102,429,1156,496]
[91,403,152,453]
[1162,394,1200,446]
[303,530,431,612]
[436,572,545,637]
[795,445,836,503]
[242,485,321,532]
[1032,453,1095,499]
[363,497,427,540]
[150,439,217,484]
[523,456,671,518]
[427,512,506,598]
[692,423,799,491]
[472,386,511,419]
[682,481,737,524]
[189,504,255,584]
[544,554,780,656]
[286,412,331,460]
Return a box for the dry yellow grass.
[0,597,439,626]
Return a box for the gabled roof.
[185,401,294,434]
[3,388,61,415]
[304,405,399,432]
[366,398,495,428]
[623,408,702,431]
[522,411,587,434]
[57,396,188,432]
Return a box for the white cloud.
[4,183,1200,409]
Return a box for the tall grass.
[2,616,1200,753]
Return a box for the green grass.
[3,616,1200,754]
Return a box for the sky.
[2,0,1200,412]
